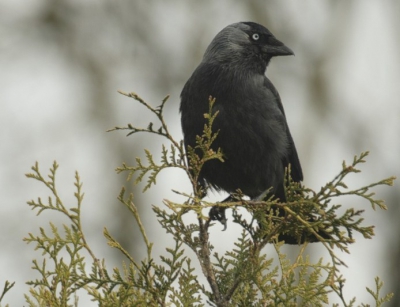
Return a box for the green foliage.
[0,281,14,307]
[3,91,394,306]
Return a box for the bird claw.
[209,206,228,231]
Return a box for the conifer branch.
[18,92,395,306]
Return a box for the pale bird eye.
[252,33,260,41]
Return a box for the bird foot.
[209,206,228,231]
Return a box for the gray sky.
[1,1,399,305]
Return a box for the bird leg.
[253,188,273,201]
[208,195,235,231]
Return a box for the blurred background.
[1,0,399,305]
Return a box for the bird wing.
[263,77,303,182]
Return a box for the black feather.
[180,22,327,244]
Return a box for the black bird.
[180,22,323,243]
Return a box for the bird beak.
[263,36,295,56]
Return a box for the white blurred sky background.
[1,1,399,306]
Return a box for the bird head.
[203,22,294,73]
